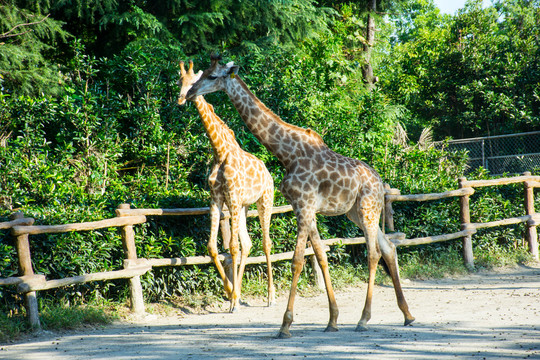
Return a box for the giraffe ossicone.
[187,56,415,337]
[178,60,276,311]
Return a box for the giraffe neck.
[225,76,326,168]
[193,95,238,162]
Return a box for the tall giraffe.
[186,56,415,338]
[178,60,275,311]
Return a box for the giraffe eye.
[207,76,218,80]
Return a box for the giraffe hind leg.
[277,212,312,338]
[257,190,275,306]
[356,225,380,332]
[346,204,381,331]
[377,229,415,326]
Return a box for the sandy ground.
[1,264,539,360]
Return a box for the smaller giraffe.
[178,60,275,311]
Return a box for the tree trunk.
[363,0,378,90]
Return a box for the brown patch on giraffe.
[329,171,340,182]
[250,106,262,118]
[282,143,294,154]
[318,180,332,196]
[317,169,329,179]
[286,186,302,200]
[268,122,279,135]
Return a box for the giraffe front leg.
[208,202,233,298]
[278,218,310,338]
[309,221,339,332]
[236,207,252,307]
[228,206,241,313]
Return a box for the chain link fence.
[436,131,540,175]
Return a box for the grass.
[0,311,28,342]
[39,304,116,331]
[0,299,118,344]
[399,248,469,280]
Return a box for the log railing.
[384,172,540,268]
[0,173,538,329]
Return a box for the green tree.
[319,0,412,89]
[0,3,68,95]
[381,0,540,140]
[12,0,336,57]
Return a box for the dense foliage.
[382,0,540,139]
[0,3,68,95]
[1,0,538,318]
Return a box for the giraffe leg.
[347,205,381,332]
[377,229,415,326]
[208,201,233,298]
[228,205,242,313]
[356,224,380,332]
[235,207,252,308]
[277,213,311,338]
[308,221,339,332]
[257,190,275,306]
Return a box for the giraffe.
[178,60,275,311]
[186,56,415,338]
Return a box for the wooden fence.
[0,173,538,329]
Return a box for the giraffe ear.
[225,62,239,77]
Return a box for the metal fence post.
[459,178,475,269]
[523,172,539,260]
[118,204,145,315]
[11,212,41,329]
[481,139,486,170]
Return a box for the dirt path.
[2,264,539,360]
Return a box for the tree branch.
[0,14,50,40]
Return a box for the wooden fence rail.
[0,173,538,329]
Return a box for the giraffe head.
[186,55,239,101]
[177,60,203,105]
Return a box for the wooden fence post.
[384,184,396,232]
[219,218,231,251]
[459,177,475,269]
[11,212,41,329]
[523,172,539,260]
[118,204,145,315]
[309,247,325,290]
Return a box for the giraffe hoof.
[276,330,291,339]
[355,324,368,332]
[404,317,415,326]
[324,325,339,333]
[229,303,239,313]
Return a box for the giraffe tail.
[381,195,386,236]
